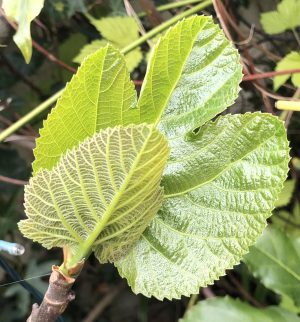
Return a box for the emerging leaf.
[20,124,169,264]
[180,297,300,322]
[138,15,243,138]
[274,52,300,90]
[244,227,300,306]
[2,0,45,63]
[260,0,300,35]
[32,45,138,174]
[73,16,143,71]
[116,113,289,299]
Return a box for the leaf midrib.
[139,17,208,127]
[67,126,156,267]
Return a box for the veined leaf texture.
[22,15,290,299]
[20,125,169,263]
[116,113,289,299]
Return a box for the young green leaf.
[274,52,300,90]
[73,16,143,71]
[244,227,300,306]
[138,15,243,138]
[2,0,45,63]
[33,15,242,174]
[115,113,289,300]
[260,0,300,35]
[180,297,300,322]
[20,124,169,264]
[32,44,138,175]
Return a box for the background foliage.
[0,0,300,321]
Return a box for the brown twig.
[0,175,28,186]
[202,286,215,298]
[249,82,296,101]
[124,0,155,49]
[27,263,84,322]
[138,0,164,26]
[227,273,263,308]
[30,40,76,73]
[213,0,300,114]
[243,69,300,82]
[212,0,233,41]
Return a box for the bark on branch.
[27,265,81,322]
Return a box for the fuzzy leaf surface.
[20,124,169,263]
[260,0,300,35]
[244,227,300,306]
[180,297,300,322]
[33,45,138,174]
[2,0,45,63]
[116,113,289,299]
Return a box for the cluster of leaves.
[260,0,300,90]
[1,1,299,321]
[18,13,290,304]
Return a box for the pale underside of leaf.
[20,124,169,263]
[32,45,138,175]
[244,227,300,306]
[115,113,289,300]
[180,297,300,322]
